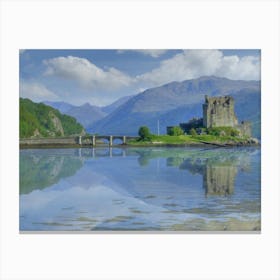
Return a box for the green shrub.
[207,126,240,137]
[199,127,207,134]
[190,128,197,136]
[138,126,151,140]
[167,126,184,136]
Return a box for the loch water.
[20,147,261,231]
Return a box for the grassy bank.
[127,134,257,146]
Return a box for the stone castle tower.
[203,95,238,128]
[171,94,252,137]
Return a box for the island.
[129,95,259,147]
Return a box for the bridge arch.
[77,135,137,146]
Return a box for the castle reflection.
[134,147,254,197]
[179,155,243,196]
[203,162,236,196]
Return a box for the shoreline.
[20,141,260,149]
[19,134,260,149]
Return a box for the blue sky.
[20,49,260,106]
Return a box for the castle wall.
[203,95,238,128]
[179,118,203,133]
[237,121,252,137]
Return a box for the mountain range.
[44,95,133,128]
[44,76,261,138]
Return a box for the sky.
[19,49,261,106]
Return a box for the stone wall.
[203,95,238,128]
[179,118,203,134]
[20,137,78,146]
[237,121,252,137]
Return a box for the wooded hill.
[20,98,84,138]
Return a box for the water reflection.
[20,147,256,197]
[179,157,237,196]
[136,148,253,197]
[20,149,84,194]
[204,163,236,196]
[20,147,261,231]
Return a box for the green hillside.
[20,98,84,138]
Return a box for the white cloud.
[19,49,26,54]
[44,56,132,91]
[25,51,260,106]
[117,49,167,58]
[136,50,260,87]
[216,54,260,81]
[20,80,58,102]
[43,52,260,93]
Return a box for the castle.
[167,95,251,137]
[203,95,238,128]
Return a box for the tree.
[190,128,197,136]
[167,126,184,136]
[138,126,151,140]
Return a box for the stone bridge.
[20,135,138,147]
[78,135,138,146]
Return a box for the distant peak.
[82,102,92,107]
[197,75,226,80]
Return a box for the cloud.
[44,56,132,91]
[215,54,260,81]
[117,49,167,58]
[20,80,58,102]
[136,50,260,87]
[46,52,260,92]
[19,49,26,54]
[21,50,260,106]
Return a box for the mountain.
[43,101,106,128]
[20,98,85,138]
[43,96,135,128]
[66,103,106,128]
[87,76,260,137]
[43,95,134,130]
[102,95,134,114]
[43,101,75,114]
